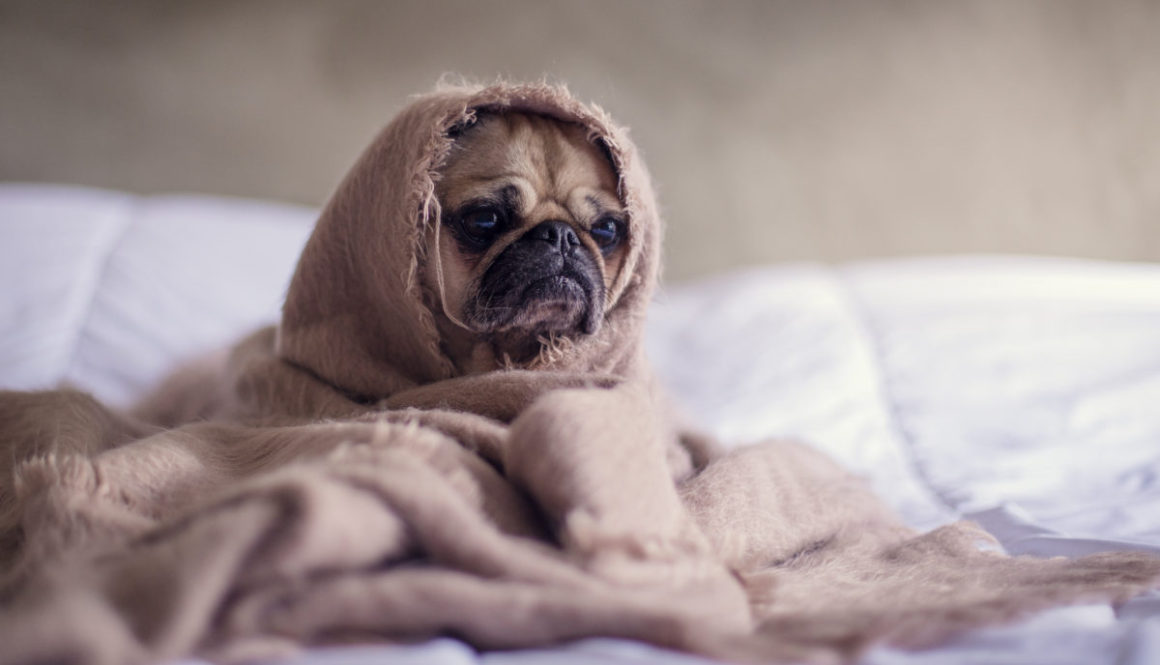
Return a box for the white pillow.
[0,183,315,407]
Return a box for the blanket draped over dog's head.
[276,83,660,404]
[1,81,1159,665]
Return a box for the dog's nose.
[529,220,580,253]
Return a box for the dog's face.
[427,112,627,366]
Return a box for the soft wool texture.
[1,82,1158,665]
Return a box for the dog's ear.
[593,137,618,176]
[446,115,478,139]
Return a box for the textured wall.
[2,0,1158,280]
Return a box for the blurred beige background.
[2,0,1158,280]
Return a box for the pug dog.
[425,112,629,373]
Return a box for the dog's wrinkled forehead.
[437,111,621,224]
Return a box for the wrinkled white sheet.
[1,184,1157,665]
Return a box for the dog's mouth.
[465,252,605,338]
[523,274,585,302]
[510,274,591,330]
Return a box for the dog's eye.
[464,209,500,235]
[454,206,505,249]
[589,218,622,252]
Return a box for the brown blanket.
[1,82,1158,665]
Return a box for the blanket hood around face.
[276,82,661,402]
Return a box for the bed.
[2,182,1158,664]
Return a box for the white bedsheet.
[1,183,1157,664]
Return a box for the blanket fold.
[2,81,1158,665]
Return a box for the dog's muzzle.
[466,220,605,335]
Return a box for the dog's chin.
[502,275,591,334]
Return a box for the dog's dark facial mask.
[426,111,627,370]
[467,218,605,335]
